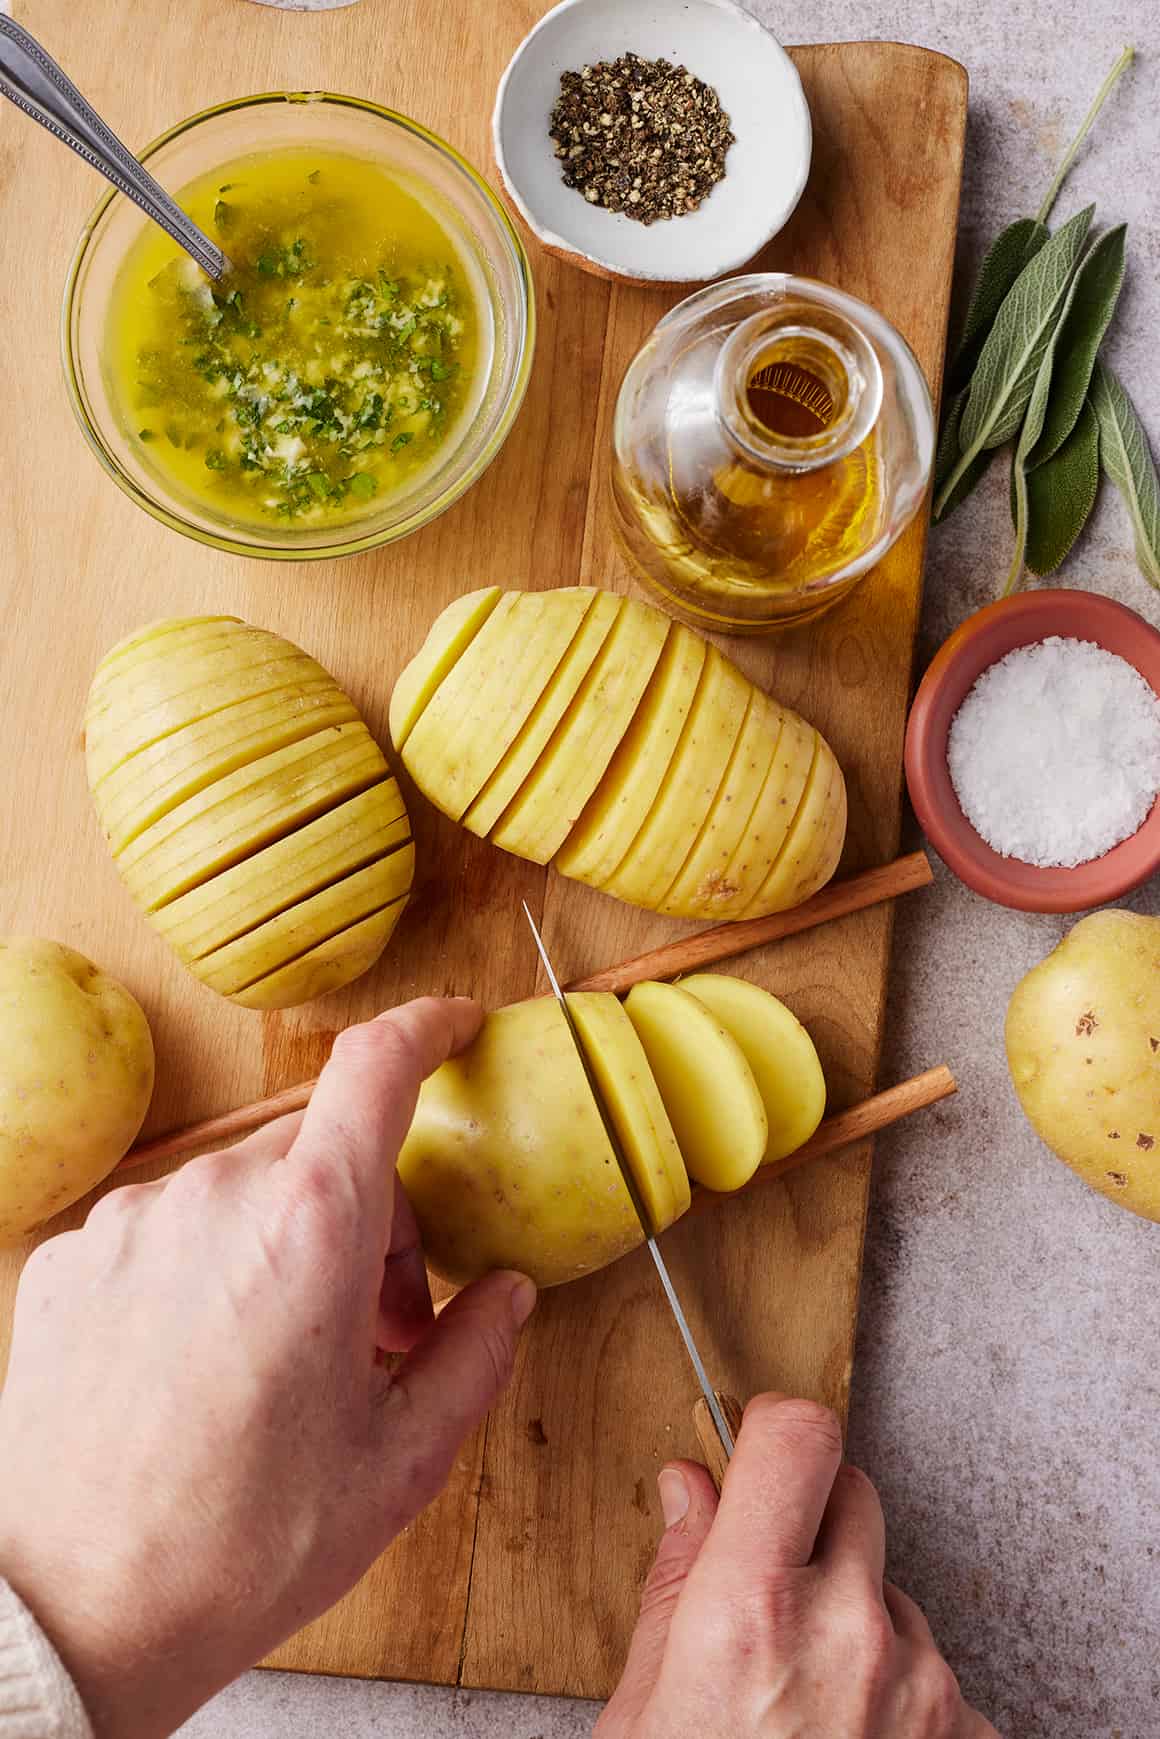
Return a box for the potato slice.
[397,998,644,1288]
[555,623,706,886]
[713,710,817,916]
[94,681,356,855]
[659,691,785,918]
[602,648,749,911]
[388,586,502,749]
[624,981,767,1192]
[86,627,319,734]
[155,785,409,961]
[566,991,690,1232]
[118,725,387,910]
[85,651,329,787]
[487,600,670,864]
[680,974,826,1164]
[744,739,847,915]
[95,615,242,677]
[192,844,415,997]
[230,899,409,1012]
[463,591,623,838]
[402,588,595,820]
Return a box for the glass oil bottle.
[610,275,935,633]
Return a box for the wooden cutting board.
[0,0,966,1701]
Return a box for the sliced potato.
[680,973,826,1163]
[193,845,415,997]
[96,615,242,677]
[487,601,670,864]
[659,691,785,918]
[464,591,623,838]
[624,981,767,1192]
[231,900,409,1012]
[712,710,817,918]
[745,737,847,915]
[567,991,691,1232]
[602,648,749,910]
[118,725,387,911]
[403,589,595,820]
[398,997,644,1287]
[555,622,706,887]
[154,786,409,961]
[388,586,502,750]
[94,681,356,855]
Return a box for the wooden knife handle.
[693,1392,744,1492]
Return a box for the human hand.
[0,998,535,1739]
[598,1394,1001,1739]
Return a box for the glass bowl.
[62,93,535,560]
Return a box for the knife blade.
[521,901,735,1466]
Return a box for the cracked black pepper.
[549,52,734,224]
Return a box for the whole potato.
[0,938,155,1243]
[1006,910,1159,1222]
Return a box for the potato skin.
[0,938,154,1243]
[1005,910,1160,1222]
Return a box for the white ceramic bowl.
[493,0,811,283]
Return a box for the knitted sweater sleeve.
[0,1581,92,1739]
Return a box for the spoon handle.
[0,17,226,280]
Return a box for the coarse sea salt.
[947,635,1160,869]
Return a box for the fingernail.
[658,1468,689,1528]
[509,1276,538,1327]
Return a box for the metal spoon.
[0,17,227,281]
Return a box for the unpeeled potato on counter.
[0,938,154,1245]
[1006,910,1159,1222]
[85,616,413,1008]
[398,973,825,1287]
[390,587,846,920]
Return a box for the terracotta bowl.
[904,589,1160,913]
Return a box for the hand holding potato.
[0,1000,535,1739]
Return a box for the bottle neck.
[714,307,883,473]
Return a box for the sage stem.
[1035,45,1134,226]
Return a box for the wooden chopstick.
[122,849,933,1174]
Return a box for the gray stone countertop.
[181,2,1159,1734]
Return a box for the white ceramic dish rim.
[492,0,812,282]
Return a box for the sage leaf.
[935,206,1094,518]
[1030,224,1126,467]
[946,219,1048,394]
[1091,359,1160,591]
[933,391,995,522]
[1026,397,1101,574]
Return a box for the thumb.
[596,1461,719,1736]
[373,1269,536,1522]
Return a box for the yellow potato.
[394,586,846,920]
[95,681,356,856]
[88,618,412,1007]
[232,901,409,1012]
[1006,910,1160,1222]
[567,991,691,1231]
[745,737,847,915]
[680,973,826,1163]
[193,845,415,997]
[487,601,669,864]
[388,586,502,749]
[555,623,706,887]
[398,997,647,1287]
[624,981,767,1191]
[602,648,750,909]
[402,589,594,820]
[155,789,409,962]
[0,939,154,1244]
[464,591,624,838]
[658,691,785,917]
[118,725,387,911]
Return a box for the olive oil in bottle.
[610,276,934,633]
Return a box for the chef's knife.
[522,902,735,1466]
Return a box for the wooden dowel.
[122,851,932,1173]
[568,851,932,996]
